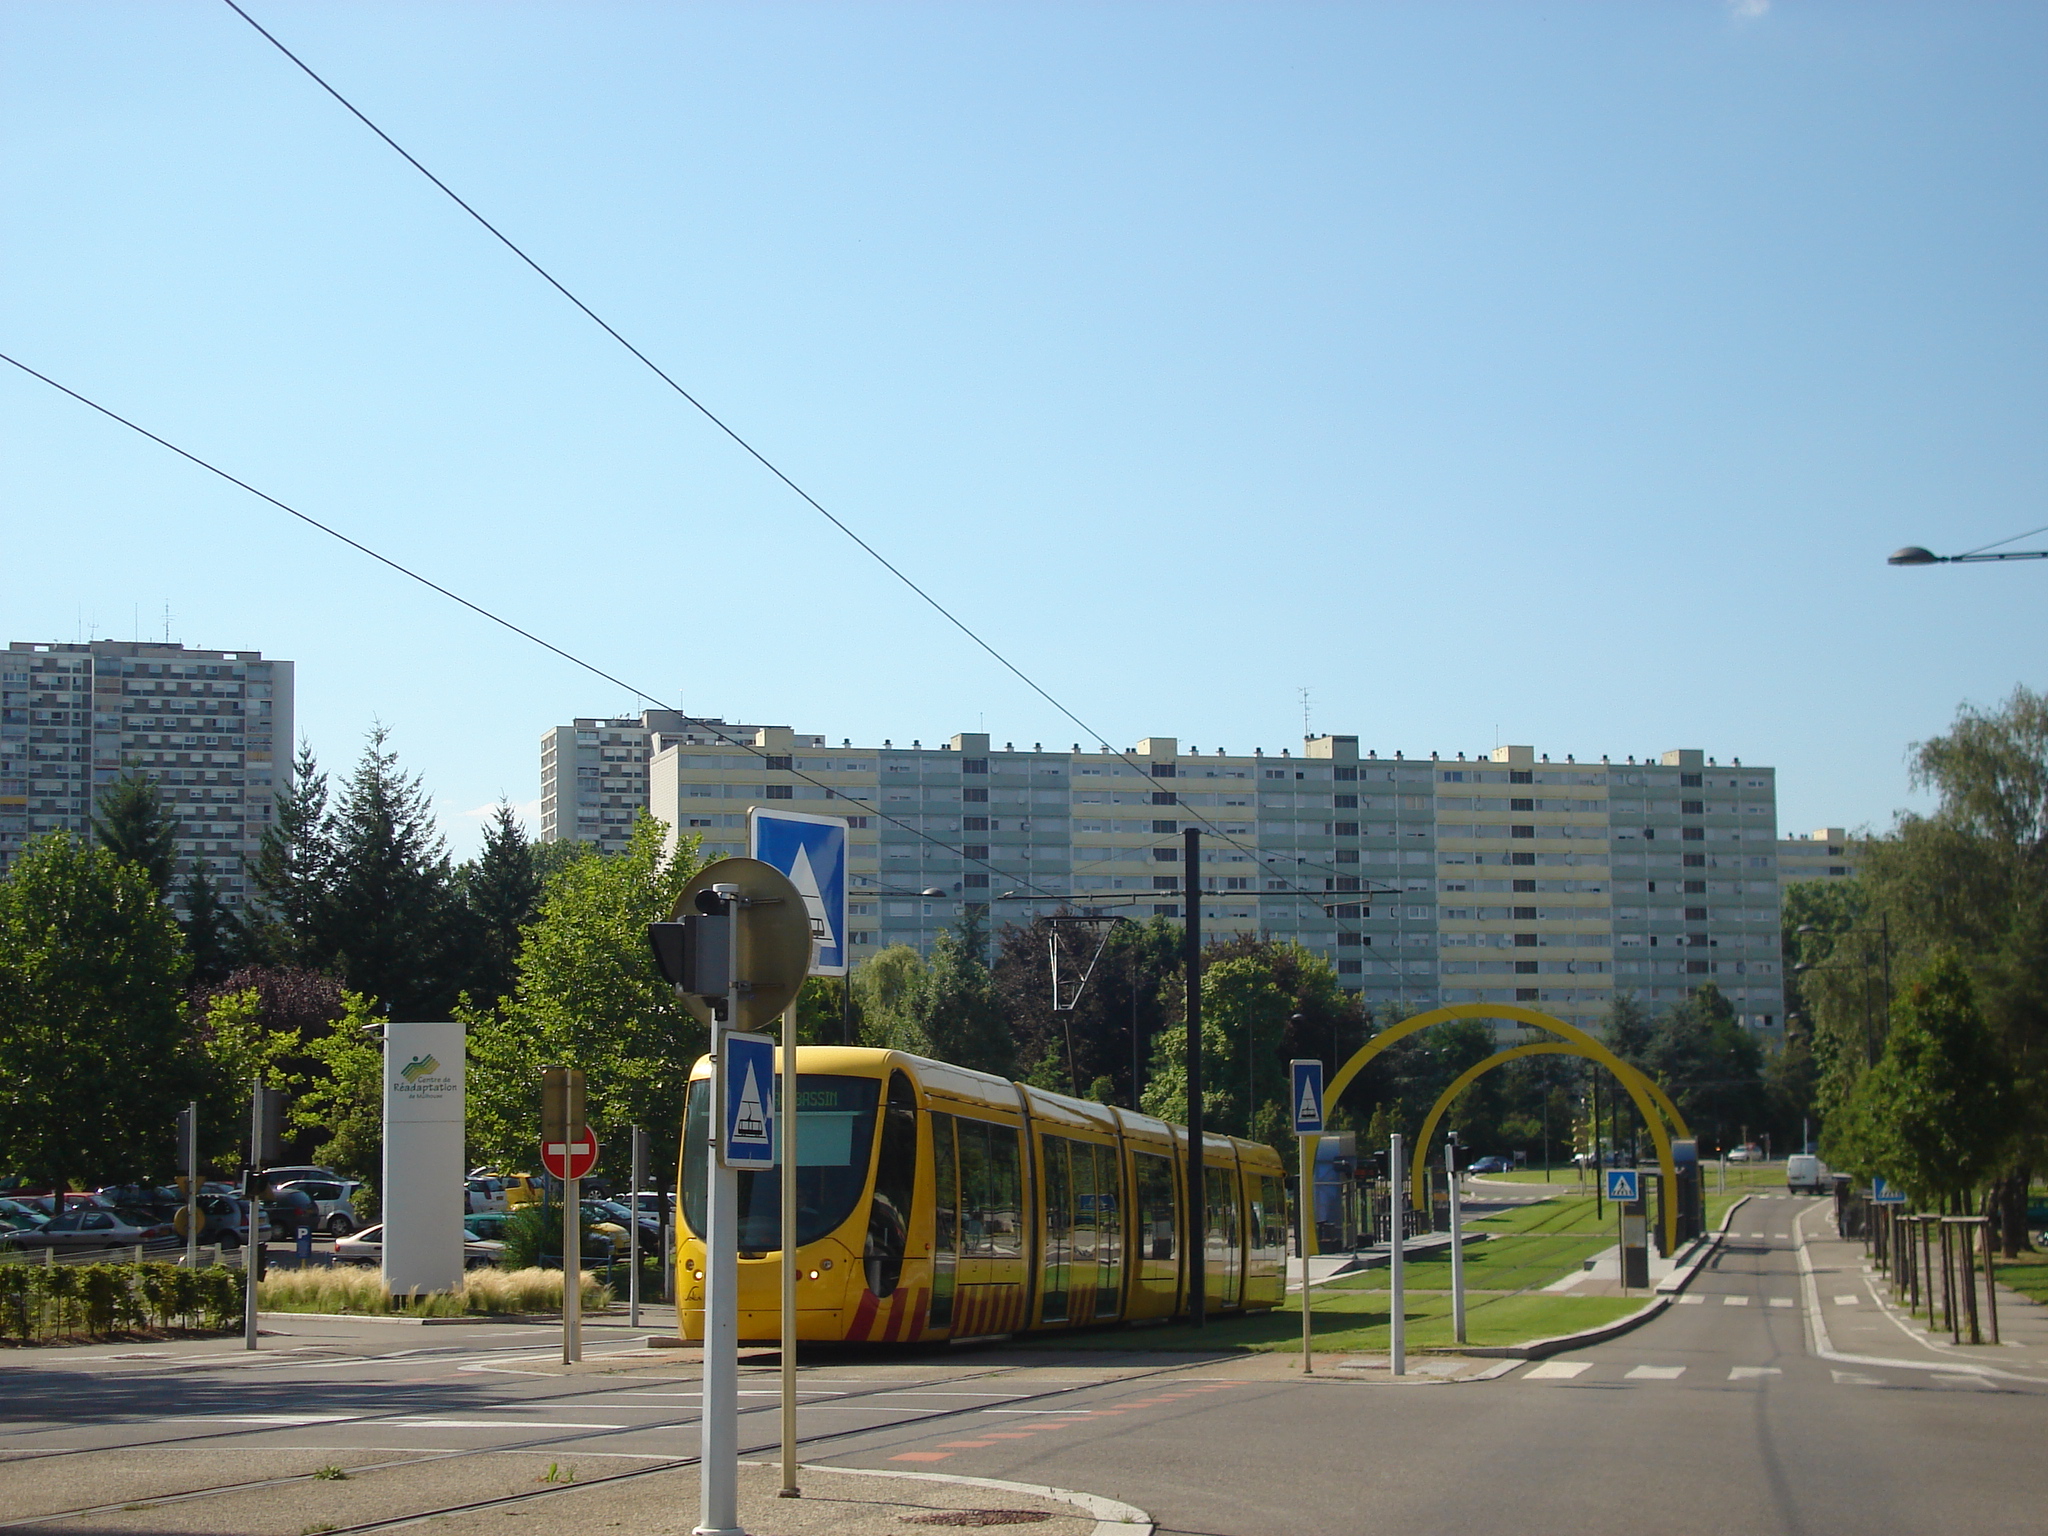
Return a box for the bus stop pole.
[1388,1132,1405,1377]
[698,883,743,1536]
[1299,1133,1313,1374]
[779,1003,800,1499]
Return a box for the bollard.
[1980,1221,2000,1346]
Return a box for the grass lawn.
[1993,1248,2048,1305]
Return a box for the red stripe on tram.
[907,1288,930,1341]
[881,1289,908,1342]
[846,1288,879,1341]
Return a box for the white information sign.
[382,1021,466,1296]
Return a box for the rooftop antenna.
[163,604,172,644]
[1300,686,1311,740]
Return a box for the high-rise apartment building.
[1777,828,1861,886]
[635,728,1785,1040]
[538,710,776,854]
[0,641,294,911]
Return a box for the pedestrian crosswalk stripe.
[1831,1370,1881,1386]
[1625,1365,1685,1380]
[1723,1295,1749,1305]
[1768,1298,1794,1308]
[1676,1295,1704,1305]
[1729,1367,1781,1380]
[1523,1360,1592,1380]
[1832,1295,1860,1305]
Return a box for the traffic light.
[646,896,731,1003]
[251,1087,287,1167]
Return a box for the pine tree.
[321,727,468,1018]
[243,742,331,966]
[460,801,542,1006]
[91,769,178,896]
[180,857,239,985]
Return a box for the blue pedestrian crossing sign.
[1290,1059,1325,1136]
[1605,1168,1640,1204]
[1872,1177,1906,1204]
[750,809,849,976]
[721,1031,776,1169]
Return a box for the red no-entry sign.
[539,1132,599,1181]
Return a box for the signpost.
[1605,1168,1640,1204]
[542,1067,591,1365]
[629,1127,648,1328]
[1388,1131,1406,1377]
[176,1103,199,1270]
[1289,1060,1324,1375]
[1446,1132,1466,1345]
[1873,1177,1907,1205]
[1606,1168,1644,1292]
[749,810,846,1501]
[244,1080,286,1351]
[647,857,811,1536]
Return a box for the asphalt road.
[5,1195,2045,1535]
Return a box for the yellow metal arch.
[1406,1041,1686,1212]
[1305,1003,1691,1257]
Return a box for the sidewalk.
[1794,1201,2048,1383]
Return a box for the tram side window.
[865,1071,919,1298]
[1256,1175,1288,1257]
[931,1111,958,1255]
[959,1118,1024,1260]
[1134,1152,1177,1262]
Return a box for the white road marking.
[1624,1365,1685,1380]
[1833,1295,1860,1305]
[1729,1367,1781,1380]
[383,1418,624,1429]
[1832,1370,1881,1386]
[1523,1361,1593,1380]
[1769,1298,1795,1308]
[175,1415,360,1425]
[1723,1295,1749,1306]
[1676,1295,1705,1305]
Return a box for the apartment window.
[964,787,988,803]
[1331,877,1361,891]
[1513,906,1536,920]
[1338,959,1363,975]
[963,845,990,860]
[1150,762,1176,778]
[1515,933,1537,947]
[1683,853,1706,867]
[846,816,870,829]
[1687,959,1709,974]
[1153,875,1180,890]
[1684,880,1706,894]
[1682,800,1703,815]
[963,758,988,774]
[963,816,989,832]
[1335,850,1359,863]
[1511,798,1534,812]
[1515,960,1538,974]
[1265,770,1286,780]
[1512,852,1535,866]
[965,873,990,887]
[1511,825,1535,839]
[1513,879,1535,893]
[1680,773,1703,788]
[1335,821,1359,836]
[1682,827,1704,841]
[1224,877,1250,890]
[1152,819,1178,834]
[1327,904,1362,919]
[765,755,792,771]
[1153,847,1179,862]
[1335,794,1358,809]
[1510,770,1533,785]
[765,784,793,799]
[1335,767,1358,781]
[1337,932,1364,947]
[1685,906,1707,921]
[1152,791,1178,805]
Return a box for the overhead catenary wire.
[216,0,1317,890]
[0,349,1058,900]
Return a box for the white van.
[1785,1154,1829,1194]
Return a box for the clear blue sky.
[5,1,2042,859]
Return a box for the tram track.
[0,1355,1204,1528]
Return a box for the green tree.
[1638,983,1768,1151]
[320,727,469,1018]
[463,815,702,1173]
[1201,955,1291,1139]
[1139,1015,1235,1127]
[909,928,1011,1075]
[241,741,331,967]
[295,993,386,1178]
[179,857,238,986]
[1827,951,2016,1209]
[91,769,178,897]
[0,833,204,1191]
[853,944,929,1051]
[459,801,543,1007]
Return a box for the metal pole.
[1183,829,1205,1329]
[698,882,743,1536]
[1981,1220,2000,1345]
[563,1171,581,1364]
[1299,1132,1313,1374]
[243,1074,260,1351]
[185,1101,199,1271]
[841,975,853,1047]
[1130,967,1141,1109]
[1388,1131,1405,1376]
[1447,1136,1466,1345]
[629,1126,643,1328]
[1592,1074,1603,1222]
[779,1003,800,1500]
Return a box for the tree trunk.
[1993,1166,2033,1258]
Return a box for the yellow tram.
[675,1046,1288,1344]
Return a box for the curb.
[1654,1192,1749,1296]
[795,1463,1153,1536]
[258,1311,617,1327]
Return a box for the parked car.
[0,1198,49,1234]
[0,1208,177,1253]
[262,1165,340,1190]
[585,1198,660,1249]
[1784,1154,1830,1194]
[333,1224,507,1269]
[1726,1144,1764,1163]
[274,1179,363,1236]
[468,1171,543,1210]
[191,1194,256,1248]
[1465,1156,1513,1176]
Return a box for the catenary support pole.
[629,1126,643,1328]
[698,883,744,1536]
[184,1101,199,1271]
[1388,1132,1405,1376]
[1183,828,1205,1329]
[779,1003,800,1499]
[1447,1136,1466,1345]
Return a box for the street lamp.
[1889,527,2048,565]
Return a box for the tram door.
[929,1112,957,1327]
[1204,1162,1241,1310]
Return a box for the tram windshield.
[681,1074,882,1252]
